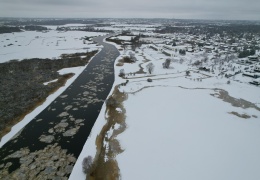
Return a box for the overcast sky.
[0,0,259,20]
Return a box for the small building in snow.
[254,65,260,72]
[248,56,258,62]
[249,79,260,86]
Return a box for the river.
[0,34,120,179]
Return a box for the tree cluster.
[119,69,125,77]
[24,25,47,31]
[0,26,22,34]
[163,59,171,69]
[4,19,99,26]
[131,35,141,51]
[82,156,93,174]
[156,24,260,38]
[179,49,186,55]
[238,49,255,58]
[106,96,118,107]
[0,51,97,137]
[146,63,155,74]
[106,37,124,45]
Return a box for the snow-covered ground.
[117,47,260,180]
[117,77,260,180]
[71,40,260,179]
[118,87,260,180]
[110,35,135,41]
[0,30,107,63]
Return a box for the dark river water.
[0,34,120,179]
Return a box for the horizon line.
[0,16,260,22]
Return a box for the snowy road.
[0,34,120,179]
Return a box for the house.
[129,52,137,62]
[163,45,175,51]
[237,59,253,65]
[243,73,260,78]
[187,48,194,52]
[254,65,260,72]
[204,46,214,53]
[149,44,160,51]
[249,79,260,86]
[248,56,258,62]
[199,67,210,72]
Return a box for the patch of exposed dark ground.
[88,86,127,180]
[212,89,260,111]
[211,89,260,116]
[229,112,252,119]
[0,50,97,139]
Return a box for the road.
[0,34,120,179]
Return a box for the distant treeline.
[238,49,256,58]
[56,26,113,33]
[0,26,21,34]
[156,25,260,37]
[24,25,48,31]
[0,25,49,34]
[3,19,102,26]
[0,50,97,74]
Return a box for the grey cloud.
[0,0,259,20]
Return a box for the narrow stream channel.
[0,34,120,179]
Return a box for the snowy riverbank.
[71,40,260,179]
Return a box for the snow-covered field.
[118,78,260,179]
[119,47,260,180]
[110,35,135,41]
[119,87,260,180]
[72,41,260,179]
[0,30,107,63]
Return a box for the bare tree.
[122,43,127,50]
[119,69,125,77]
[146,63,155,74]
[202,52,208,63]
[82,156,93,174]
[163,58,171,69]
[129,52,137,62]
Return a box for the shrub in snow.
[129,52,137,62]
[179,49,186,55]
[163,59,171,69]
[193,60,201,66]
[119,69,125,77]
[146,62,154,74]
[106,96,118,107]
[82,156,93,174]
[227,80,231,84]
[179,58,184,64]
[123,56,135,63]
[186,70,190,76]
[121,80,129,86]
[147,78,153,82]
